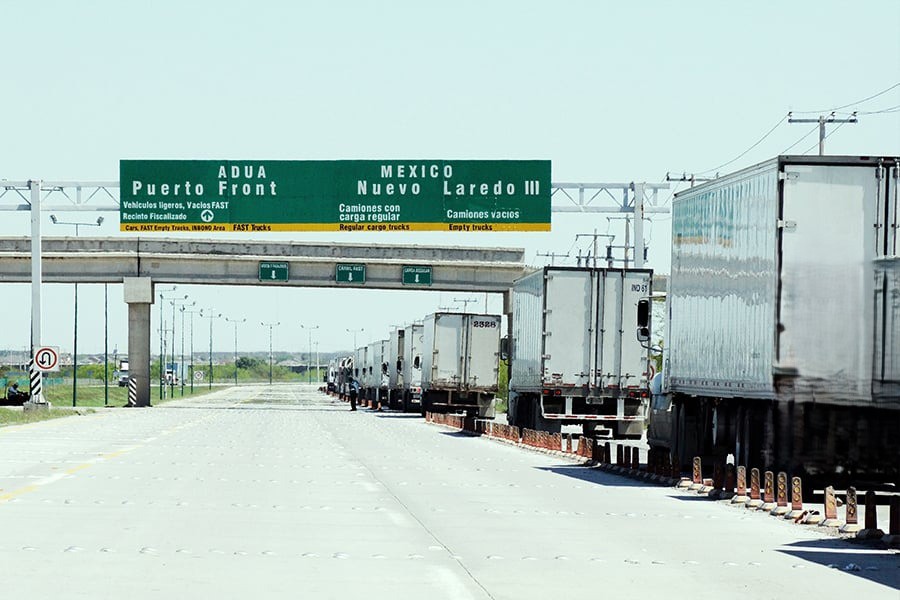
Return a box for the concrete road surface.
[0,384,897,599]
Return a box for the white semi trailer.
[387,327,406,410]
[508,267,654,438]
[420,312,501,418]
[401,322,424,412]
[648,155,900,484]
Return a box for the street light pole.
[201,309,222,391]
[301,324,319,384]
[261,321,280,385]
[181,308,201,394]
[49,215,103,407]
[346,328,364,351]
[226,317,246,386]
[157,287,178,400]
[171,298,193,397]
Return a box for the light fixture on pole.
[301,324,320,384]
[49,214,103,407]
[225,317,246,386]
[261,321,281,385]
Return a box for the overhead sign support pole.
[632,182,645,269]
[29,179,44,405]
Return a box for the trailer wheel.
[534,409,562,434]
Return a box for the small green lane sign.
[402,265,432,286]
[336,263,366,284]
[259,261,289,282]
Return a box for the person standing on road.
[349,377,359,411]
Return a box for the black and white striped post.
[127,377,138,407]
[28,359,43,403]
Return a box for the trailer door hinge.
[777,220,797,231]
[779,172,800,182]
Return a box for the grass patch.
[42,384,218,407]
[0,407,95,427]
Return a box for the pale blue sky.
[2,0,898,355]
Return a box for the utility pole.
[787,112,858,155]
[453,298,477,313]
[575,232,615,268]
[666,172,716,187]
[536,251,570,266]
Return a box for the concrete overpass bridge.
[1,237,530,407]
[0,237,527,291]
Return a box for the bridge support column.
[124,277,154,407]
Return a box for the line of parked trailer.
[327,154,899,487]
[327,312,503,417]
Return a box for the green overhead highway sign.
[336,263,366,284]
[119,159,551,233]
[402,266,432,286]
[259,261,289,282]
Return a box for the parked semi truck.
[401,322,424,412]
[363,339,390,406]
[387,328,406,410]
[507,267,654,438]
[647,155,900,484]
[420,312,501,418]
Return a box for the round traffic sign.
[34,346,60,371]
[194,371,204,381]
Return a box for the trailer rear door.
[432,314,463,386]
[777,162,880,402]
[465,315,500,389]
[594,270,651,389]
[543,270,593,386]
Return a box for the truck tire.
[534,409,562,434]
[507,394,519,427]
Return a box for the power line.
[695,114,787,175]
[853,103,900,115]
[790,82,900,114]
